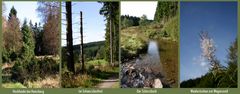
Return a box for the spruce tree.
[21,19,35,63]
[100,2,119,66]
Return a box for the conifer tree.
[21,19,35,63]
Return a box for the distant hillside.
[71,41,105,52]
[62,41,105,61]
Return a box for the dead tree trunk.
[80,11,85,73]
[66,2,75,73]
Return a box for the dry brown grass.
[26,75,60,88]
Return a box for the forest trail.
[95,76,119,88]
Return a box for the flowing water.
[135,40,162,72]
[147,41,161,64]
[121,40,165,88]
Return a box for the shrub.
[26,59,40,81]
[11,56,59,84]
[11,60,28,83]
[38,57,59,77]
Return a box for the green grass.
[62,59,119,88]
[2,83,26,88]
[87,59,108,66]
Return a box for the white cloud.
[192,56,208,67]
[200,61,207,67]
[121,1,157,20]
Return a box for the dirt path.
[95,77,119,88]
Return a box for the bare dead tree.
[66,2,75,73]
[80,11,85,73]
[37,2,60,55]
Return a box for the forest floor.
[2,56,60,88]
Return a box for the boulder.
[153,79,163,88]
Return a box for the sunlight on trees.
[200,31,221,75]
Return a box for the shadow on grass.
[88,70,119,80]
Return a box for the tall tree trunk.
[66,2,75,73]
[109,12,113,67]
[80,11,85,73]
[113,17,116,66]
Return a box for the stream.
[135,40,162,72]
[147,41,161,64]
[121,40,164,88]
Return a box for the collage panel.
[2,1,60,88]
[180,2,238,88]
[0,0,239,93]
[61,1,120,88]
[120,1,179,88]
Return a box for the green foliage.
[21,19,35,63]
[121,15,140,29]
[2,4,60,88]
[139,15,150,26]
[121,29,148,61]
[121,34,147,54]
[219,39,237,87]
[62,41,105,64]
[2,83,26,88]
[84,45,105,60]
[162,16,179,41]
[11,56,59,84]
[26,59,40,81]
[99,2,119,64]
[121,17,134,29]
[11,60,28,83]
[31,22,44,56]
[154,2,178,22]
[8,6,17,19]
[180,78,201,88]
[37,57,60,77]
[87,59,108,67]
[121,15,179,45]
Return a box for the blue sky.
[3,1,40,25]
[180,2,237,82]
[61,2,106,46]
